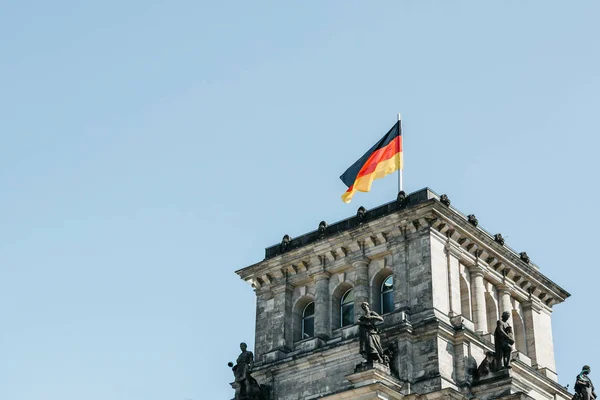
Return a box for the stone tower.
[234,188,571,400]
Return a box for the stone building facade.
[234,188,571,400]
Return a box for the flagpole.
[397,113,403,193]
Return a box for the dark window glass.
[340,289,354,327]
[302,302,315,339]
[304,302,314,317]
[381,275,394,314]
[302,317,314,339]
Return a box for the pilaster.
[271,282,294,352]
[521,297,556,375]
[353,258,370,321]
[313,272,331,340]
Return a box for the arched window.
[381,275,394,314]
[340,289,354,327]
[302,302,315,339]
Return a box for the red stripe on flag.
[355,136,402,179]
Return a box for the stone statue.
[494,311,515,370]
[228,342,263,400]
[318,221,328,238]
[358,302,386,364]
[396,190,407,206]
[280,235,291,253]
[440,194,451,206]
[357,206,367,223]
[476,351,497,378]
[573,365,597,400]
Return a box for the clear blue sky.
[1,1,598,399]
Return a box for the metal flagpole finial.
[397,113,402,121]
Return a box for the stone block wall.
[238,195,570,399]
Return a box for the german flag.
[340,121,403,203]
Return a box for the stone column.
[469,266,487,333]
[314,272,331,340]
[353,258,370,321]
[498,284,513,326]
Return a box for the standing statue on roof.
[573,365,597,400]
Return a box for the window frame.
[380,275,394,314]
[340,288,355,328]
[301,301,315,339]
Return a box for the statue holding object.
[573,365,597,400]
[228,342,264,400]
[358,302,386,365]
[494,311,514,370]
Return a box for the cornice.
[236,203,437,290]
[428,203,570,307]
[262,188,437,259]
[235,188,570,309]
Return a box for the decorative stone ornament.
[318,221,328,238]
[396,190,407,206]
[494,233,505,246]
[357,206,367,223]
[476,351,497,378]
[520,252,530,264]
[440,194,451,206]
[467,214,479,227]
[280,234,291,253]
[450,315,465,330]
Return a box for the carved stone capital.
[312,271,331,282]
[497,283,513,295]
[351,257,370,269]
[468,264,486,277]
[522,298,544,312]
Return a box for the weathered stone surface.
[234,188,571,400]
